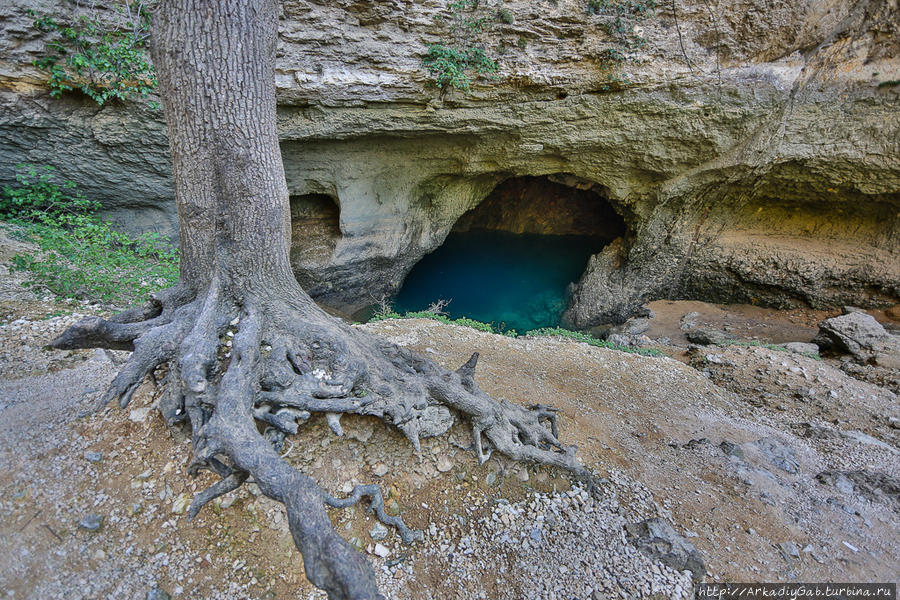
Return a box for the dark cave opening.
[289,193,341,293]
[393,175,626,332]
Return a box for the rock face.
[1,0,898,319]
[814,312,900,366]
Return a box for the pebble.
[373,463,389,477]
[778,541,800,561]
[370,522,388,541]
[84,451,103,463]
[435,455,453,473]
[373,543,391,558]
[78,514,104,531]
[129,407,152,423]
[171,493,191,515]
[385,499,400,516]
[146,586,171,600]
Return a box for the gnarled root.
[50,280,591,600]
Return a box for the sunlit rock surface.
[1,0,897,320]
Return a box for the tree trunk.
[151,0,295,292]
[50,1,592,598]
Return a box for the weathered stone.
[78,514,104,531]
[685,328,728,346]
[369,522,388,542]
[435,455,453,473]
[606,333,632,348]
[814,312,898,363]
[817,470,900,513]
[171,493,191,515]
[129,407,152,423]
[416,405,454,439]
[146,586,171,600]
[753,437,800,475]
[83,451,103,463]
[778,541,800,561]
[622,317,650,336]
[719,440,744,459]
[625,518,705,582]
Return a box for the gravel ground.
[1,231,898,599]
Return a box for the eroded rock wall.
[1,0,898,321]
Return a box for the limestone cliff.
[1,0,898,323]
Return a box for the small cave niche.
[393,175,626,332]
[289,193,341,285]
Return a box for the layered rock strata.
[1,0,897,321]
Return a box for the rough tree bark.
[50,1,591,598]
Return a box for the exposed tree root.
[51,281,592,600]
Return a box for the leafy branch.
[29,0,157,107]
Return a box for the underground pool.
[391,230,606,333]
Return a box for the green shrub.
[423,44,498,90]
[0,164,99,223]
[2,164,178,306]
[586,0,656,83]
[424,0,504,91]
[30,3,157,107]
[524,326,663,356]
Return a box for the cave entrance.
[289,193,341,293]
[393,175,625,332]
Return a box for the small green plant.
[423,0,504,91]
[525,326,663,356]
[2,164,178,306]
[587,0,657,33]
[423,44,498,90]
[30,1,157,106]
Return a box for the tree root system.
[51,281,590,599]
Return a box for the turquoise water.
[393,231,605,333]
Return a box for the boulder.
[685,328,728,346]
[625,518,705,582]
[814,312,898,364]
